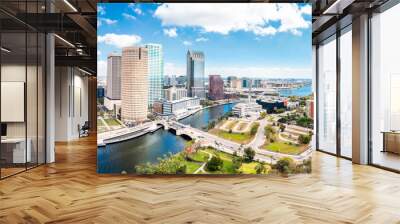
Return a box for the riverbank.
[98,100,238,146]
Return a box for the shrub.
[298,134,312,144]
[264,125,275,140]
[232,156,243,172]
[243,147,256,162]
[255,163,266,174]
[275,108,285,114]
[275,157,295,174]
[302,158,312,173]
[259,111,267,119]
[135,153,187,174]
[207,121,216,130]
[279,123,286,132]
[206,156,223,171]
[250,123,259,135]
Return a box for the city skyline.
[97,3,312,81]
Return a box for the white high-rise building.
[163,86,187,101]
[106,53,121,100]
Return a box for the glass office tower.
[145,44,163,107]
[186,50,205,99]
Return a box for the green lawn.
[189,151,209,163]
[204,148,236,174]
[210,129,253,144]
[184,161,202,174]
[263,142,303,155]
[239,162,271,174]
[104,118,121,126]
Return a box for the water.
[278,84,312,97]
[180,103,235,130]
[97,103,235,173]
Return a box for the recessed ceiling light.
[63,0,78,12]
[78,67,92,76]
[54,34,75,48]
[1,47,11,53]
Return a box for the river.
[97,103,235,173]
[278,84,312,97]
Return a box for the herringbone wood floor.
[1,135,400,223]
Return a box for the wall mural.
[96,3,313,175]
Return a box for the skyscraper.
[227,76,237,88]
[106,53,121,100]
[209,75,224,100]
[145,44,163,107]
[121,46,148,123]
[242,78,250,88]
[186,50,205,99]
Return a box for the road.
[245,118,269,150]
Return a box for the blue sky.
[97,3,312,80]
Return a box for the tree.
[255,163,266,174]
[279,123,286,132]
[298,134,311,144]
[279,117,288,124]
[207,121,216,130]
[243,147,255,162]
[135,153,187,174]
[250,123,259,136]
[259,111,267,119]
[232,156,242,172]
[296,116,313,128]
[264,125,275,141]
[275,108,285,114]
[206,156,223,171]
[275,157,295,174]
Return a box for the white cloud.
[99,18,117,25]
[98,6,105,15]
[97,50,101,56]
[134,8,143,15]
[300,4,312,15]
[154,3,311,36]
[183,41,192,46]
[97,20,102,27]
[163,28,177,37]
[195,37,208,42]
[164,63,185,76]
[122,13,136,20]
[98,33,141,48]
[128,3,144,16]
[164,62,311,78]
[97,60,107,80]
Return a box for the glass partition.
[0,1,46,179]
[1,30,28,177]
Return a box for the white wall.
[55,67,89,141]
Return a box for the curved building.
[121,47,148,123]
